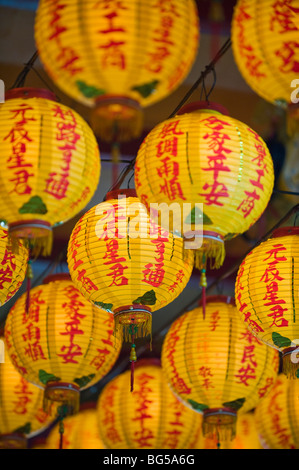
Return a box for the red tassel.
[200,268,207,321]
[25,260,33,314]
[202,285,206,321]
[130,360,135,393]
[129,334,137,392]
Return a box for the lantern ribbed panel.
[34,0,199,109]
[0,92,100,229]
[67,196,194,313]
[135,107,274,241]
[0,346,52,438]
[255,375,299,449]
[4,279,121,390]
[46,409,105,449]
[0,227,28,306]
[161,298,279,415]
[232,0,299,107]
[97,363,202,449]
[235,228,299,351]
[196,413,262,449]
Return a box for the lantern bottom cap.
[114,306,152,344]
[43,382,80,416]
[202,407,237,442]
[91,95,143,143]
[9,220,53,256]
[282,347,299,379]
[0,433,27,449]
[190,231,225,270]
[9,219,52,238]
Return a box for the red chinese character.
[270,1,299,33]
[237,189,260,218]
[276,41,299,73]
[263,244,287,263]
[44,172,69,199]
[267,304,289,327]
[235,363,256,386]
[9,169,34,195]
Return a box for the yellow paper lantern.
[135,101,274,271]
[4,274,122,415]
[97,360,202,449]
[34,0,199,143]
[67,189,194,383]
[0,88,100,255]
[231,0,299,108]
[0,226,28,306]
[196,412,262,449]
[161,296,279,443]
[46,406,105,449]
[0,339,52,449]
[235,226,299,378]
[255,374,299,449]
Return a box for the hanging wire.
[10,51,39,89]
[167,37,231,119]
[127,170,135,189]
[274,188,299,196]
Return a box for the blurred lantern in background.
[135,101,274,315]
[4,274,122,417]
[97,360,202,449]
[231,0,299,109]
[161,296,279,445]
[0,88,100,257]
[0,226,28,306]
[67,189,194,389]
[255,374,299,449]
[235,227,299,378]
[34,0,199,151]
[0,339,52,449]
[46,405,105,449]
[196,412,262,449]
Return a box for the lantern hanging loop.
[10,51,39,89]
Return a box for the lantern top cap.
[5,87,57,102]
[42,273,72,285]
[177,101,229,116]
[199,295,235,307]
[105,189,137,201]
[271,227,299,239]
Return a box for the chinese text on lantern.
[4,103,35,195]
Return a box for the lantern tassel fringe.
[190,241,225,271]
[43,389,79,416]
[114,316,152,345]
[26,232,53,258]
[203,420,236,443]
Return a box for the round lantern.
[0,339,52,449]
[0,226,28,306]
[0,88,100,256]
[235,226,299,379]
[67,189,194,386]
[135,101,274,273]
[4,274,122,415]
[161,296,279,443]
[34,0,199,143]
[46,406,104,449]
[96,359,202,449]
[231,0,299,108]
[196,412,262,449]
[255,374,299,449]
